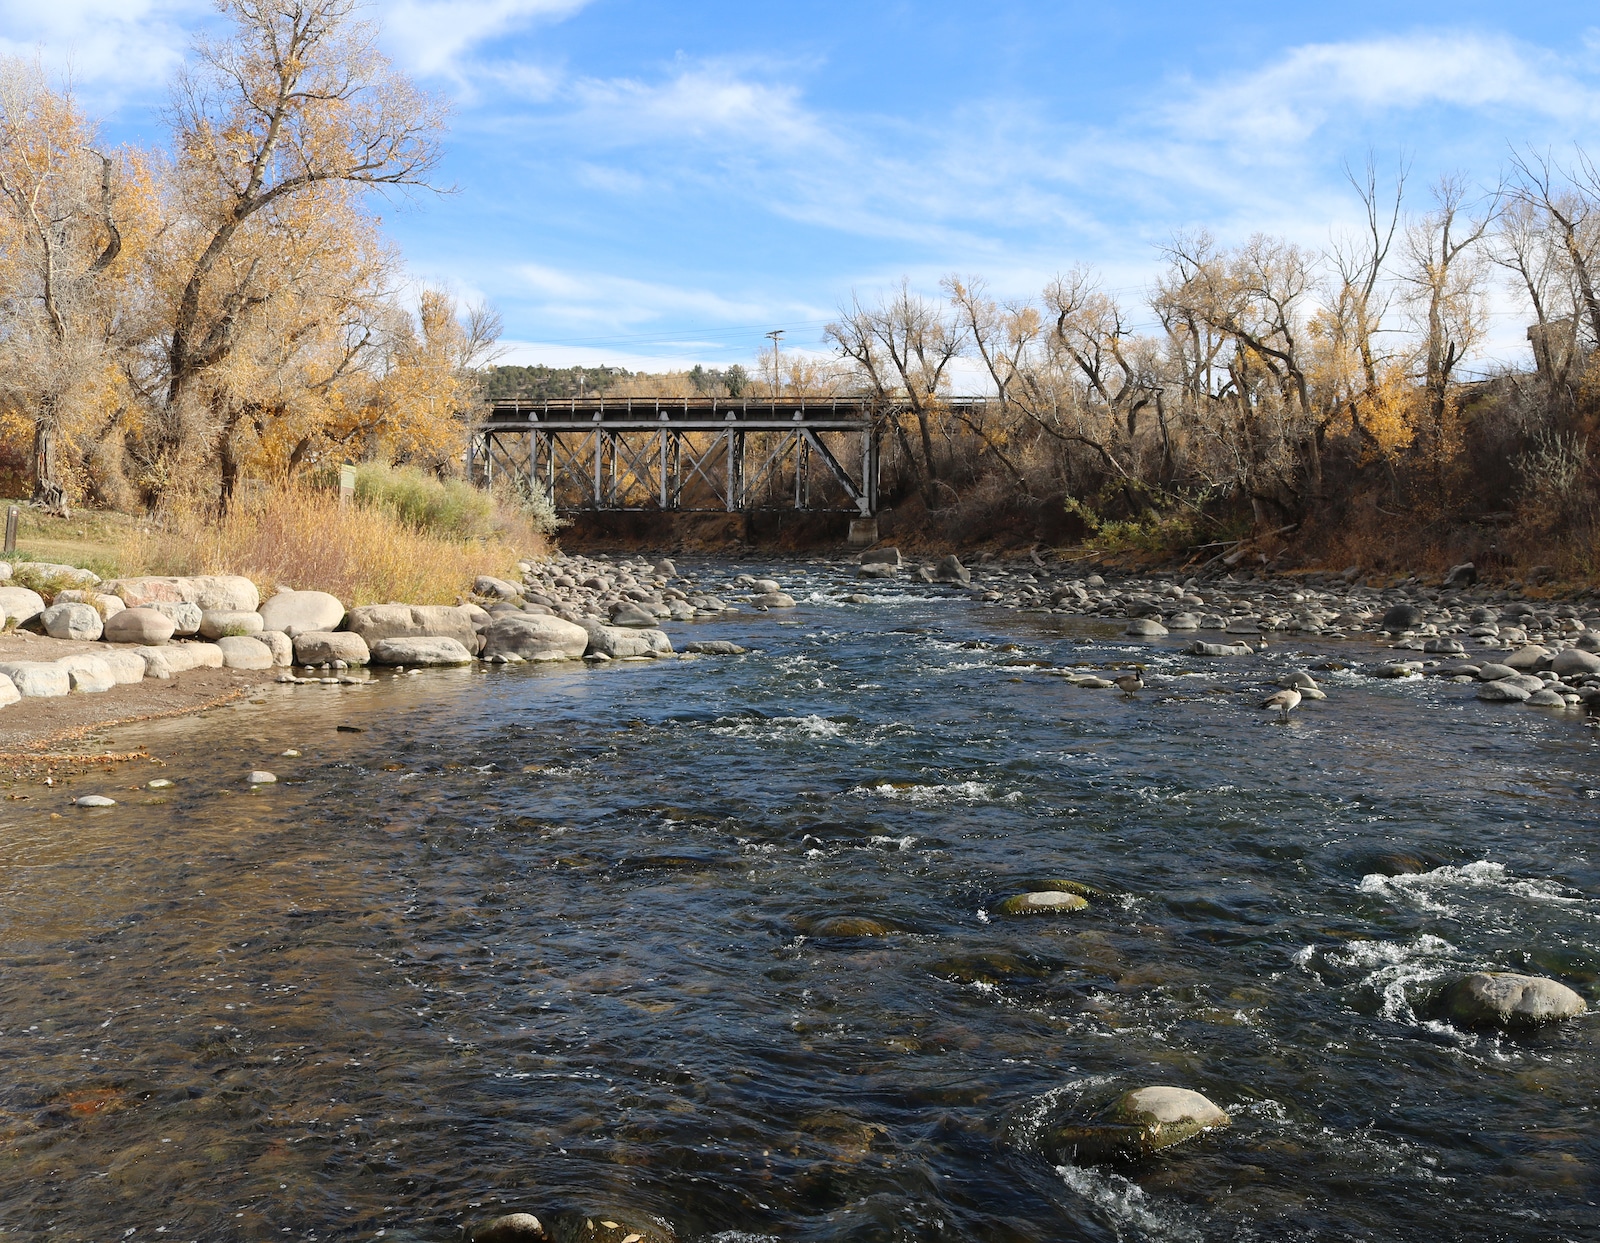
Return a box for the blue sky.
[6,1,1600,377]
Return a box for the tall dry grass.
[118,483,545,605]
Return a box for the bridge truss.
[470,397,883,515]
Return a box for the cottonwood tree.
[826,280,968,482]
[152,0,446,495]
[0,60,139,511]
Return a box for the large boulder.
[147,601,202,636]
[1503,645,1551,671]
[1442,562,1477,588]
[40,602,104,641]
[55,655,114,693]
[0,660,71,698]
[0,677,17,708]
[345,603,480,650]
[105,575,258,611]
[259,590,346,636]
[104,607,177,646]
[1125,618,1168,637]
[934,555,970,584]
[579,620,673,659]
[1438,972,1587,1030]
[55,589,125,619]
[481,614,590,661]
[369,636,475,666]
[199,610,264,640]
[8,561,100,592]
[0,586,47,627]
[216,635,274,670]
[1551,647,1600,677]
[1380,602,1425,631]
[610,601,660,627]
[293,631,369,666]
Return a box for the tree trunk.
[31,402,69,515]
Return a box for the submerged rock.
[470,1213,549,1243]
[1438,972,1587,1030]
[1045,1086,1230,1164]
[996,891,1088,915]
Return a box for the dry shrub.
[118,483,544,606]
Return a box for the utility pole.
[765,329,785,398]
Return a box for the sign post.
[3,505,17,553]
[338,464,356,508]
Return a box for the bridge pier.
[847,518,879,547]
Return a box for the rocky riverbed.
[1,548,1598,1240]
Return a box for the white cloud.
[0,0,207,100]
[513,262,805,327]
[379,0,592,79]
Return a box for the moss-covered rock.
[996,890,1089,916]
[1045,1086,1230,1163]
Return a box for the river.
[1,559,1597,1241]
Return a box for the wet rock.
[682,640,747,655]
[104,607,176,645]
[1187,640,1254,657]
[1075,676,1115,688]
[248,771,277,784]
[996,891,1088,915]
[1524,688,1570,706]
[1503,645,1551,671]
[0,661,71,698]
[1124,618,1168,637]
[1166,612,1200,630]
[1477,680,1532,702]
[1476,662,1517,681]
[1045,1086,1230,1164]
[1438,972,1587,1029]
[0,585,47,626]
[40,602,103,641]
[1423,637,1465,655]
[750,591,797,608]
[198,609,264,639]
[259,589,346,636]
[74,795,116,807]
[470,1213,549,1243]
[293,631,370,667]
[809,916,898,937]
[217,635,275,670]
[934,555,970,584]
[652,557,677,578]
[859,546,901,567]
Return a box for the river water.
[2,560,1598,1242]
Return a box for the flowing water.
[2,561,1599,1242]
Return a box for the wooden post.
[3,505,18,552]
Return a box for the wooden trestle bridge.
[470,397,886,516]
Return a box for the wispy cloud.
[381,0,592,80]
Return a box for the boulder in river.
[470,1214,549,1243]
[1045,1086,1230,1164]
[217,635,275,670]
[1437,972,1587,1029]
[609,601,659,627]
[996,891,1088,915]
[481,615,589,661]
[1503,645,1551,671]
[1476,680,1531,702]
[1124,618,1168,637]
[1187,640,1253,656]
[293,631,369,667]
[1475,663,1517,681]
[859,546,901,567]
[682,640,747,655]
[369,636,475,666]
[934,555,971,584]
[750,591,797,608]
[1551,648,1600,677]
[580,620,673,659]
